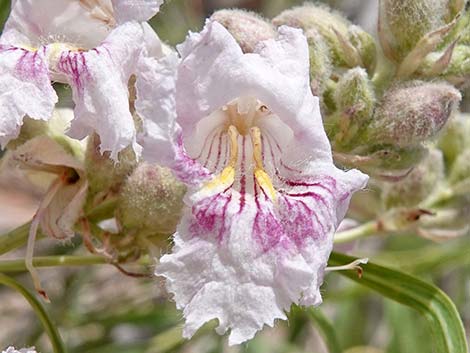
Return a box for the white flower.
[139,21,369,345]
[2,347,37,353]
[0,0,165,158]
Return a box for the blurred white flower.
[2,347,37,353]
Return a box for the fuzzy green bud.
[437,113,470,165]
[449,149,470,185]
[305,28,333,98]
[382,149,445,208]
[437,45,470,87]
[211,10,276,53]
[5,108,75,150]
[348,25,377,71]
[378,0,464,62]
[85,133,137,206]
[116,162,186,236]
[367,81,461,147]
[333,68,376,147]
[272,4,376,70]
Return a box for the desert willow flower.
[136,20,368,344]
[0,0,170,300]
[0,0,165,159]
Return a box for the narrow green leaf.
[0,0,10,30]
[329,252,468,353]
[308,308,342,353]
[0,273,67,353]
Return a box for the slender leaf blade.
[329,252,468,353]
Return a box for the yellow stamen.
[204,125,238,190]
[250,127,276,201]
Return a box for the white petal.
[1,0,112,49]
[0,46,57,147]
[58,22,144,159]
[157,164,367,344]
[176,21,332,166]
[2,347,37,353]
[157,192,289,345]
[136,52,211,184]
[111,0,162,23]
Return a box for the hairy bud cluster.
[379,0,464,59]
[272,4,376,71]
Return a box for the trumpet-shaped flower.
[139,21,368,345]
[0,0,164,158]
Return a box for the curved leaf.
[328,252,468,353]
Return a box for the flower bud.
[211,10,276,53]
[85,133,137,205]
[305,28,332,98]
[116,162,186,236]
[348,25,377,71]
[272,4,376,70]
[437,113,470,165]
[5,118,49,150]
[378,0,464,62]
[5,107,74,150]
[382,149,445,208]
[449,149,470,186]
[333,68,375,147]
[437,45,470,87]
[367,81,461,147]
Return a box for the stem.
[0,222,45,256]
[334,221,380,243]
[0,273,67,353]
[0,255,108,272]
[0,198,118,256]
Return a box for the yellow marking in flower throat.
[250,126,276,201]
[203,125,238,190]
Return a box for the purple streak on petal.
[14,48,50,84]
[172,134,212,185]
[238,135,247,213]
[203,130,220,168]
[190,190,233,242]
[278,194,325,248]
[57,51,90,94]
[252,178,285,252]
[213,131,224,172]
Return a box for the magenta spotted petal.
[148,21,369,345]
[0,45,57,147]
[0,0,164,157]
